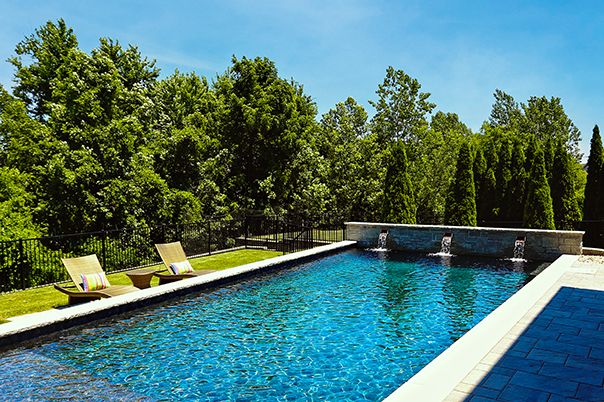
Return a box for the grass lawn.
[0,248,281,323]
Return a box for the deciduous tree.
[370,66,435,143]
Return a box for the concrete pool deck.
[386,254,604,402]
[0,241,356,348]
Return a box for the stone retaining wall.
[345,222,583,261]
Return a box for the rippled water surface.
[0,250,544,401]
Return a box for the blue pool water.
[0,249,545,401]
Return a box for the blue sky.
[1,0,602,158]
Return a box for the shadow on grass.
[463,286,604,401]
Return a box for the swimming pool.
[0,249,545,400]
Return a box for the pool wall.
[345,222,583,261]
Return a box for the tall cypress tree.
[503,141,526,223]
[523,145,555,229]
[445,142,477,226]
[495,137,513,218]
[474,143,498,223]
[473,147,486,222]
[551,141,581,230]
[583,125,603,220]
[521,134,538,214]
[382,140,416,223]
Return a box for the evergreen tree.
[445,142,477,226]
[522,135,538,210]
[523,145,555,229]
[382,141,416,223]
[551,141,581,230]
[474,142,498,223]
[503,141,527,223]
[473,147,486,222]
[583,125,603,220]
[495,137,513,220]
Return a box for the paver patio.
[446,256,604,401]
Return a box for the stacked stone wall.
[345,222,583,261]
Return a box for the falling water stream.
[513,237,526,260]
[440,233,452,255]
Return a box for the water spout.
[513,236,526,260]
[376,230,389,250]
[429,232,453,257]
[440,232,453,255]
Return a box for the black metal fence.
[576,220,604,248]
[0,214,346,293]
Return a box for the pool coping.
[0,241,356,349]
[383,253,579,402]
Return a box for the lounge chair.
[54,254,138,305]
[154,241,217,285]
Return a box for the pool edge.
[383,253,578,402]
[0,241,357,350]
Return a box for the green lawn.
[0,248,281,322]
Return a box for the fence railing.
[0,214,346,293]
[575,220,604,248]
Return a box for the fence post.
[18,239,25,290]
[101,230,107,269]
[273,216,278,251]
[282,218,286,255]
[207,220,212,255]
[244,216,248,249]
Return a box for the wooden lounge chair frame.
[54,254,138,305]
[154,241,216,285]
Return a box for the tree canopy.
[0,20,595,241]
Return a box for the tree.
[502,141,527,222]
[473,145,497,224]
[583,125,603,220]
[445,142,477,226]
[395,111,470,224]
[494,135,513,219]
[523,145,555,229]
[319,97,383,220]
[214,56,319,213]
[551,141,581,230]
[0,85,55,172]
[9,19,78,120]
[0,167,42,240]
[370,66,435,143]
[521,96,582,160]
[146,70,215,131]
[488,89,521,129]
[382,141,416,223]
[431,111,472,137]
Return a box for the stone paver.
[447,257,604,401]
